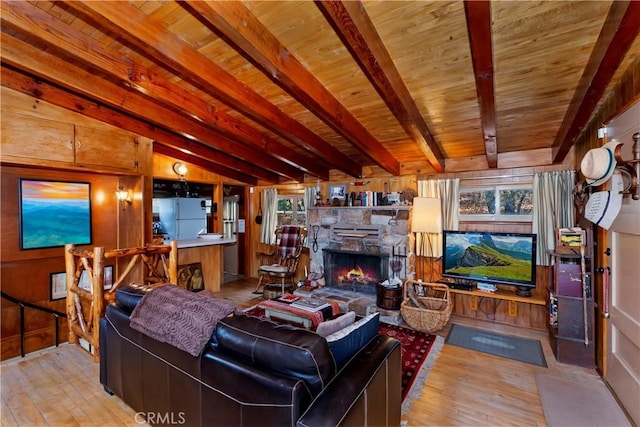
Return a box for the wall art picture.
[51,266,113,301]
[50,271,67,301]
[178,262,205,292]
[19,179,92,250]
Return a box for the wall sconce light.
[173,162,188,180]
[116,186,132,210]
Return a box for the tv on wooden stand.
[441,230,537,297]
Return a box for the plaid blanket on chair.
[278,226,301,258]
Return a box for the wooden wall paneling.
[0,166,121,360]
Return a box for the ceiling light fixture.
[173,162,188,180]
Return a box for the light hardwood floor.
[1,279,607,426]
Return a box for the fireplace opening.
[323,249,389,294]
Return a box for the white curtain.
[416,178,460,257]
[260,188,278,244]
[532,170,575,265]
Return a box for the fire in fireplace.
[323,249,390,294]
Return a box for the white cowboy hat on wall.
[580,139,622,187]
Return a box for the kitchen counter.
[174,237,236,292]
[176,237,236,248]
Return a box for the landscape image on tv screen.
[443,231,535,285]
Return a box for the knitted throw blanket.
[129,285,240,356]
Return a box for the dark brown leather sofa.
[99,293,401,427]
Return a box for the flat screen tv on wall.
[442,230,537,296]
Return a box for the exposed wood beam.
[315,0,445,172]
[64,0,363,178]
[553,1,640,162]
[0,32,303,182]
[184,1,401,176]
[0,65,262,184]
[464,0,498,168]
[0,0,327,181]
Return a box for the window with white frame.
[276,194,306,225]
[459,185,533,221]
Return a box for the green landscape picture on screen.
[442,230,536,287]
[19,179,92,250]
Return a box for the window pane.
[459,190,495,215]
[499,189,533,215]
[296,198,305,213]
[277,198,292,213]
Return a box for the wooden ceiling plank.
[0,32,302,182]
[184,1,400,176]
[153,143,257,185]
[64,0,363,178]
[0,65,263,185]
[464,0,498,168]
[316,0,445,172]
[553,1,640,162]
[0,0,327,180]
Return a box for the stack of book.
[277,293,300,303]
[291,298,330,312]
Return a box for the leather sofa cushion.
[115,283,155,312]
[214,314,336,397]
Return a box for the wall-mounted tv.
[442,230,537,296]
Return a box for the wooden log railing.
[64,241,178,362]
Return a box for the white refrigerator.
[157,197,207,241]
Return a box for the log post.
[65,244,78,344]
[169,240,178,285]
[92,246,105,362]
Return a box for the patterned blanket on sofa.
[130,285,241,356]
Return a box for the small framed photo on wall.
[329,184,347,201]
[50,272,67,301]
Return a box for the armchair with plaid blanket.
[254,225,307,295]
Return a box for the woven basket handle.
[403,280,450,300]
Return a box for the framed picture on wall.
[177,262,205,292]
[328,184,347,201]
[50,271,67,301]
[78,266,114,291]
[19,179,92,250]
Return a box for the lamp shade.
[411,197,442,233]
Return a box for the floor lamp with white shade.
[411,197,442,282]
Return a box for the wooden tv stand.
[442,282,547,330]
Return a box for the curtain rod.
[459,173,534,181]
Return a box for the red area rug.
[243,307,440,403]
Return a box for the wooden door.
[604,103,639,426]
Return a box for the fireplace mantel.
[308,205,414,283]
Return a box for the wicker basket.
[401,280,452,333]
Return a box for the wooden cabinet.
[75,125,139,171]
[2,111,140,172]
[1,111,75,162]
[547,225,595,368]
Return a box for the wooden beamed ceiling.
[1,1,639,184]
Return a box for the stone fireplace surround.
[301,207,413,324]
